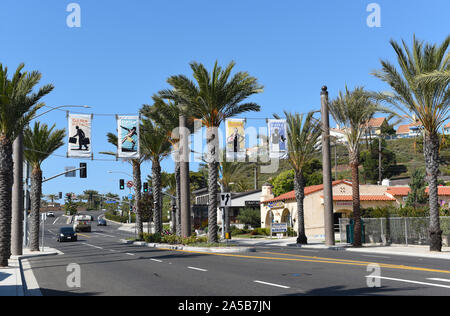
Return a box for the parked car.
[97,219,107,226]
[57,227,77,242]
[46,212,55,217]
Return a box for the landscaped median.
[120,233,256,254]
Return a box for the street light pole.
[321,86,335,246]
[179,113,191,237]
[12,104,90,255]
[11,133,24,256]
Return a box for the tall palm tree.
[101,133,146,237]
[24,122,65,251]
[328,87,391,247]
[140,113,173,234]
[372,36,450,251]
[160,61,263,243]
[0,63,53,266]
[47,194,58,205]
[283,111,322,244]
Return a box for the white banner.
[268,119,287,158]
[68,113,92,158]
[117,115,140,159]
[225,118,246,161]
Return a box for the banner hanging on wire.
[117,115,140,159]
[268,119,287,158]
[68,113,92,158]
[225,118,246,161]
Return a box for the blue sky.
[1,0,449,200]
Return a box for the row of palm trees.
[287,35,449,250]
[0,35,447,267]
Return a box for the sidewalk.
[230,237,450,260]
[0,247,61,296]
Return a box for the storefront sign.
[268,201,285,209]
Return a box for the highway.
[25,210,450,296]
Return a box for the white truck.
[73,215,92,232]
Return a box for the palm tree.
[372,36,450,251]
[101,133,146,237]
[328,87,391,247]
[47,194,58,206]
[24,122,65,251]
[283,111,322,244]
[160,61,263,243]
[0,63,53,266]
[140,113,173,234]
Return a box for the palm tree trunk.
[424,133,442,251]
[207,127,219,243]
[0,139,13,266]
[152,158,162,234]
[350,152,362,247]
[175,161,181,236]
[294,171,307,244]
[132,159,143,238]
[29,166,42,252]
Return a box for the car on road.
[57,227,77,242]
[73,215,92,232]
[97,219,107,226]
[46,212,55,217]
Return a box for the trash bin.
[346,219,365,244]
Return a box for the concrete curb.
[120,239,256,253]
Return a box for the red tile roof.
[396,122,423,135]
[386,186,450,196]
[366,117,386,128]
[330,195,396,201]
[262,180,352,203]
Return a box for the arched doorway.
[265,210,274,227]
[281,208,291,227]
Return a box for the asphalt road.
[26,210,450,296]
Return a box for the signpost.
[41,213,47,251]
[127,181,134,189]
[220,193,232,240]
[271,223,288,239]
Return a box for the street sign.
[65,166,76,177]
[220,193,232,207]
[271,223,288,233]
[127,181,134,188]
[128,193,133,200]
[41,213,47,221]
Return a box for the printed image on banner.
[225,119,245,161]
[117,116,139,159]
[68,113,92,158]
[268,119,287,157]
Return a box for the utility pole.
[179,113,191,237]
[378,135,382,184]
[11,133,24,255]
[321,86,335,246]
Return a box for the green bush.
[141,233,209,245]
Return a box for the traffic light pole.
[42,166,86,183]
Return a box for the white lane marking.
[366,276,450,289]
[188,266,208,272]
[427,278,450,283]
[362,255,390,259]
[109,249,118,252]
[93,233,115,238]
[81,243,103,250]
[21,259,42,296]
[254,280,291,289]
[52,218,59,225]
[47,230,56,236]
[150,259,163,263]
[125,253,135,256]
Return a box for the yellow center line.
[158,248,450,274]
[77,233,90,238]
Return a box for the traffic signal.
[143,182,148,193]
[80,163,87,178]
[59,192,62,199]
[120,179,125,190]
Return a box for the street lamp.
[12,104,91,255]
